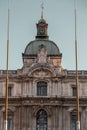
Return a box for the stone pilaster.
[81,109,86,130]
[58,106,62,130]
[85,109,87,130]
[65,110,70,130]
[0,110,3,130]
[51,107,54,130]
[62,108,65,130]
[29,107,33,130]
[14,107,20,130]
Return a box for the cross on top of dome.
[41,2,44,19]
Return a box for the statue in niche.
[37,44,47,63]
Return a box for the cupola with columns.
[36,3,49,39]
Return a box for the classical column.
[14,107,20,130]
[55,106,58,130]
[29,107,31,130]
[62,108,66,130]
[58,106,62,130]
[85,109,87,130]
[81,109,85,130]
[20,80,23,130]
[65,110,70,130]
[27,106,30,130]
[51,107,54,130]
[0,111,3,130]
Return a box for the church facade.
[0,15,87,130]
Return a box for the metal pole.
[41,1,44,19]
[74,0,80,130]
[5,0,10,130]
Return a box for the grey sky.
[0,0,87,70]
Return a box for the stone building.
[0,14,87,130]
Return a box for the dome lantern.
[36,3,49,39]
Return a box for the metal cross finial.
[41,1,44,19]
[41,2,44,10]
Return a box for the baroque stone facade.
[0,16,87,130]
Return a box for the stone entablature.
[1,70,87,76]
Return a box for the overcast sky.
[0,0,87,70]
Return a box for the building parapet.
[67,70,87,76]
[0,70,17,75]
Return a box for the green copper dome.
[24,39,61,56]
[23,17,61,56]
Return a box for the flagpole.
[74,0,80,130]
[5,0,10,130]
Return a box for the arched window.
[71,111,80,130]
[71,113,77,130]
[36,109,47,130]
[8,115,13,130]
[37,82,47,96]
[3,110,13,130]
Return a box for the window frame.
[8,84,13,97]
[7,115,13,130]
[3,110,13,130]
[71,112,81,130]
[37,81,47,96]
[72,85,76,96]
[71,113,77,130]
[36,109,47,130]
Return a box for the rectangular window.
[37,82,47,96]
[8,86,12,97]
[72,87,76,96]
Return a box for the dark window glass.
[8,87,12,97]
[37,82,47,96]
[72,87,76,96]
[71,114,77,130]
[36,109,47,130]
[7,116,12,130]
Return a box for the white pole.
[5,0,10,130]
[74,0,80,130]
